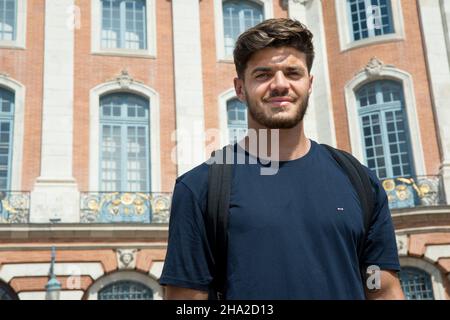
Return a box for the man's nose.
[270,71,289,93]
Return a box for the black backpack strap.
[206,145,233,300]
[321,144,375,266]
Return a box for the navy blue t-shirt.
[159,140,400,299]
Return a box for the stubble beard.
[245,89,310,129]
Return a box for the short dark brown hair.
[233,18,315,79]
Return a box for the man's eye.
[255,73,269,79]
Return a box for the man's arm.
[365,270,405,300]
[159,178,213,300]
[164,285,209,300]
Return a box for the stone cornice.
[392,205,450,231]
[0,223,169,242]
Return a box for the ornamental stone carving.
[364,57,385,77]
[396,235,408,256]
[116,249,138,269]
[114,70,134,89]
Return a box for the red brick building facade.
[0,0,449,299]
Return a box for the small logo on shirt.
[337,207,345,212]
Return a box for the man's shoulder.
[175,161,210,200]
[317,143,383,192]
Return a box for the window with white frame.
[357,80,414,179]
[348,0,395,41]
[227,98,247,144]
[399,267,435,300]
[92,0,155,56]
[0,0,25,48]
[101,0,147,50]
[335,0,404,51]
[100,92,150,192]
[0,0,16,41]
[0,87,14,191]
[98,280,153,300]
[221,0,264,57]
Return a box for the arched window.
[347,0,395,41]
[100,93,150,192]
[0,282,18,300]
[227,98,247,144]
[98,280,153,300]
[0,0,16,41]
[399,267,434,300]
[101,0,147,50]
[223,0,263,56]
[357,80,414,179]
[0,87,14,190]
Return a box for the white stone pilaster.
[172,0,206,176]
[149,261,164,279]
[441,0,450,61]
[418,0,450,204]
[288,0,337,146]
[30,0,79,223]
[439,0,450,205]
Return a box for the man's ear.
[308,74,314,95]
[234,77,246,102]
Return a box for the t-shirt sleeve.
[360,168,401,272]
[159,180,213,292]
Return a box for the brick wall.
[73,0,177,193]
[322,0,441,175]
[0,0,45,191]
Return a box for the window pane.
[357,81,414,179]
[101,0,121,48]
[223,0,264,56]
[0,0,17,41]
[101,0,147,50]
[128,106,136,117]
[392,155,399,165]
[100,93,150,191]
[373,125,380,134]
[0,88,14,190]
[98,281,153,300]
[348,0,395,41]
[362,116,370,126]
[375,146,384,156]
[390,144,398,154]
[227,98,247,144]
[374,135,382,146]
[393,166,401,176]
[399,268,434,300]
[376,157,385,167]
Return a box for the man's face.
[234,46,313,129]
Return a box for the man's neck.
[240,121,311,162]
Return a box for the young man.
[160,18,404,300]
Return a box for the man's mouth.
[265,97,295,107]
